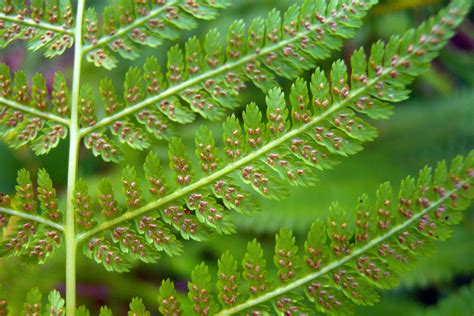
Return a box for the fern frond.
[0,0,74,57]
[0,169,64,264]
[155,152,474,315]
[82,0,230,69]
[78,0,378,159]
[0,64,70,154]
[72,0,470,272]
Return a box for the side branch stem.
[65,0,86,314]
[0,97,70,126]
[0,13,75,35]
[0,207,64,231]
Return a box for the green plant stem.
[81,0,179,54]
[215,182,466,315]
[65,0,86,314]
[0,96,70,126]
[0,207,65,231]
[0,13,75,35]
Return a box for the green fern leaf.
[22,287,42,315]
[45,290,66,316]
[73,179,96,231]
[157,279,182,316]
[75,305,90,316]
[0,64,70,154]
[0,0,74,57]
[0,169,63,264]
[187,262,219,315]
[83,235,133,273]
[79,0,378,159]
[83,0,230,69]
[243,239,269,297]
[128,297,150,316]
[217,251,241,306]
[0,1,471,313]
[156,151,474,315]
[99,306,113,316]
[37,168,61,222]
[73,0,470,272]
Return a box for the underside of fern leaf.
[0,0,74,57]
[65,0,470,272]
[82,0,230,69]
[0,64,70,154]
[0,168,64,263]
[78,0,377,160]
[155,151,474,315]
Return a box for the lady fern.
[0,0,472,315]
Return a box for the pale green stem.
[0,13,75,35]
[216,182,467,315]
[81,0,179,54]
[78,0,375,137]
[65,0,86,314]
[0,207,65,231]
[0,96,70,126]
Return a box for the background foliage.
[0,0,472,314]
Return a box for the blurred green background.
[0,0,473,314]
